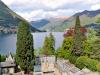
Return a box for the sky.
[1,0,100,21]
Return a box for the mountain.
[30,19,49,29]
[56,9,100,31]
[0,0,39,33]
[31,17,68,31]
[31,9,100,32]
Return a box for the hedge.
[75,56,99,71]
[96,63,100,72]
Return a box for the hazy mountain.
[0,0,40,33]
[56,9,100,31]
[31,9,100,32]
[31,17,68,31]
[30,19,49,29]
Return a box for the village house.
[0,53,17,75]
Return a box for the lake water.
[0,32,64,55]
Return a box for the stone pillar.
[9,68,14,74]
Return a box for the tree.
[72,16,84,56]
[0,55,6,62]
[83,29,97,56]
[62,37,73,51]
[96,63,100,72]
[56,47,71,59]
[87,28,97,44]
[16,21,34,74]
[96,18,100,23]
[56,36,73,60]
[49,33,55,54]
[42,33,55,56]
[43,36,50,55]
[76,56,98,71]
[96,18,100,36]
[83,40,91,56]
[90,37,100,61]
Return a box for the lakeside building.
[0,53,17,74]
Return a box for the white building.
[0,53,16,74]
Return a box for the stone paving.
[56,59,100,75]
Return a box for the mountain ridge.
[0,0,40,33]
[31,9,100,31]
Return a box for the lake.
[0,32,64,55]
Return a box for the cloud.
[40,0,83,9]
[2,0,84,12]
[91,4,100,10]
[84,0,100,5]
[1,0,100,21]
[16,9,81,21]
[2,0,83,9]
[1,0,15,5]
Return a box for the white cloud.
[91,4,100,10]
[1,0,100,21]
[16,9,81,21]
[84,0,100,5]
[2,0,83,9]
[16,9,45,21]
[1,0,15,5]
[40,0,83,9]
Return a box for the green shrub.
[69,55,78,64]
[96,63,100,72]
[75,56,88,69]
[56,47,72,59]
[75,56,98,71]
[63,50,71,59]
[86,59,98,71]
[0,55,6,62]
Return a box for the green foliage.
[43,36,50,55]
[56,47,71,59]
[39,48,44,55]
[86,59,98,71]
[62,37,73,51]
[72,16,84,56]
[49,33,55,52]
[96,63,100,72]
[69,55,78,64]
[96,18,100,23]
[86,28,100,60]
[56,17,100,72]
[76,56,88,69]
[16,21,34,73]
[42,33,55,56]
[94,18,100,36]
[83,40,92,56]
[76,56,98,71]
[56,47,78,64]
[90,36,100,61]
[55,16,100,72]
[87,28,97,44]
[56,36,73,60]
[0,55,6,62]
[34,49,39,56]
